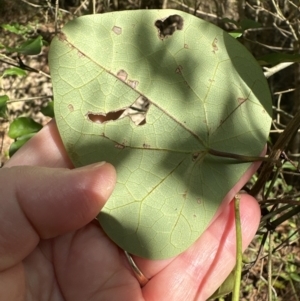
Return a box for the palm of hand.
[23,223,141,301]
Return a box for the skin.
[1,121,260,301]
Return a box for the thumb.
[0,162,116,271]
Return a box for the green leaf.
[229,31,243,38]
[41,101,54,118]
[6,36,43,55]
[240,18,262,30]
[1,23,32,35]
[222,17,261,35]
[290,272,300,282]
[8,133,35,157]
[8,117,42,139]
[49,10,272,259]
[2,67,27,77]
[0,95,9,118]
[257,53,300,66]
[17,36,43,55]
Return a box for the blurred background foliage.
[0,0,300,300]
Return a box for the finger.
[4,120,72,168]
[142,194,260,301]
[0,162,116,271]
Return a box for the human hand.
[1,121,260,301]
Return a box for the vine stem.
[207,148,277,163]
[232,194,242,301]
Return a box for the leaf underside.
[49,9,272,259]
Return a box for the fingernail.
[77,161,107,170]
[91,161,107,168]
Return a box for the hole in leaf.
[88,109,125,123]
[87,96,150,126]
[155,14,184,39]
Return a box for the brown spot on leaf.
[115,143,125,149]
[68,104,74,112]
[128,80,139,89]
[184,43,189,49]
[237,97,247,104]
[192,152,200,161]
[175,65,183,74]
[117,69,128,81]
[77,50,84,58]
[155,14,184,39]
[112,26,122,35]
[117,70,139,89]
[143,143,150,148]
[57,32,67,41]
[212,38,218,53]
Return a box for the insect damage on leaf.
[87,109,125,123]
[112,26,122,35]
[117,69,128,81]
[212,38,218,53]
[155,14,184,39]
[88,69,149,125]
[57,31,67,42]
[125,96,150,125]
[87,96,150,126]
[117,69,139,89]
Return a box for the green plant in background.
[0,94,8,118]
[0,21,51,157]
[0,22,44,55]
[7,116,42,156]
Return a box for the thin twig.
[7,96,52,104]
[20,0,43,8]
[271,0,298,41]
[162,0,168,9]
[263,62,295,78]
[267,232,273,301]
[274,88,295,95]
[170,0,221,20]
[250,110,300,197]
[0,58,50,79]
[21,0,70,14]
[92,0,96,14]
[55,0,59,35]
